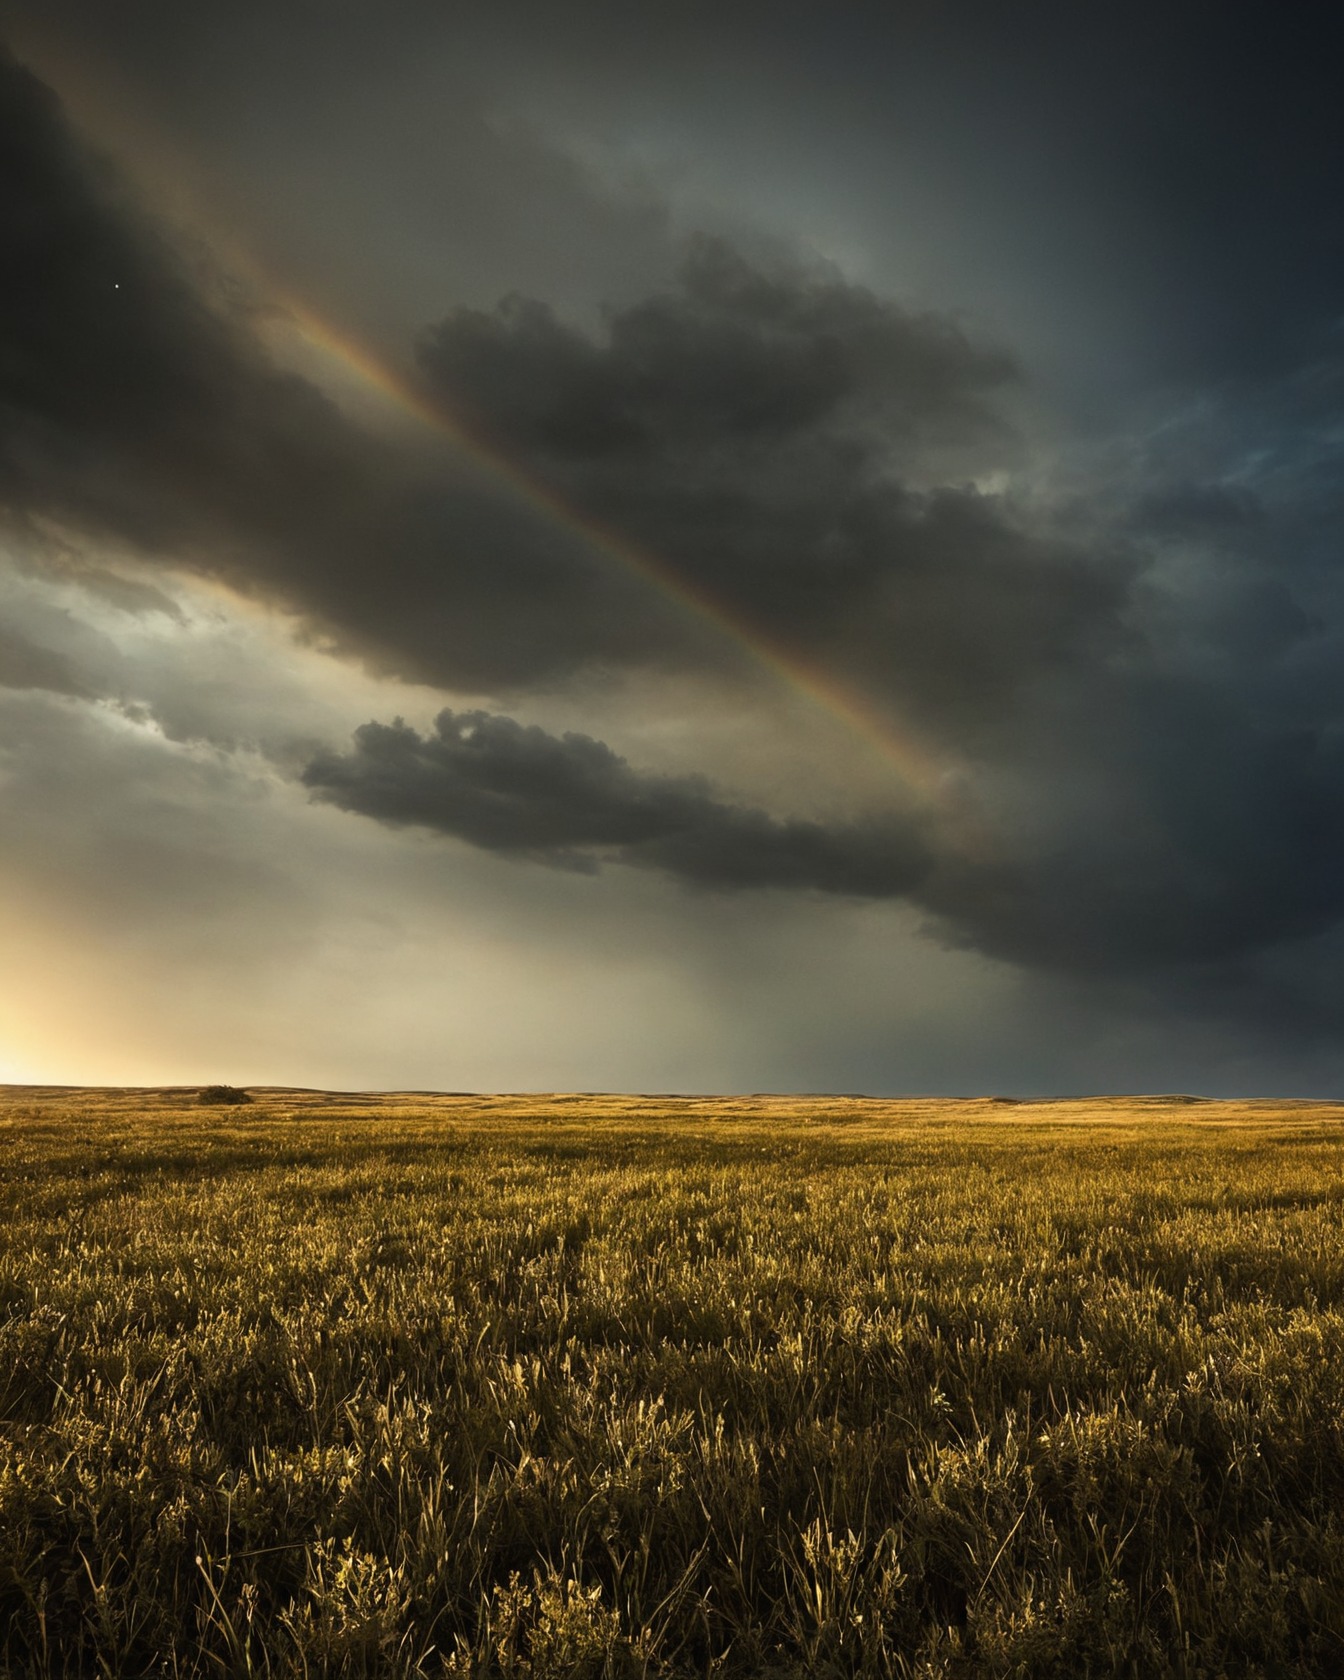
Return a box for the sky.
[2,0,1343,1093]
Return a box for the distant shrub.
[197,1084,253,1106]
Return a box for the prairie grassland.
[3,1088,1344,1678]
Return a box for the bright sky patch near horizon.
[2,0,1343,1094]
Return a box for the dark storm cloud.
[303,709,931,896]
[925,692,1344,978]
[422,235,1014,457]
[419,238,1133,732]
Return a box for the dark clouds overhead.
[419,239,1134,733]
[923,704,1344,981]
[3,4,1344,1086]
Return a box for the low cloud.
[303,689,1344,1009]
[303,709,931,896]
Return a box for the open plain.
[3,1088,1344,1677]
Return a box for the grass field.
[3,1088,1344,1677]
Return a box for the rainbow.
[280,299,951,799]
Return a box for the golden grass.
[3,1087,1344,1676]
